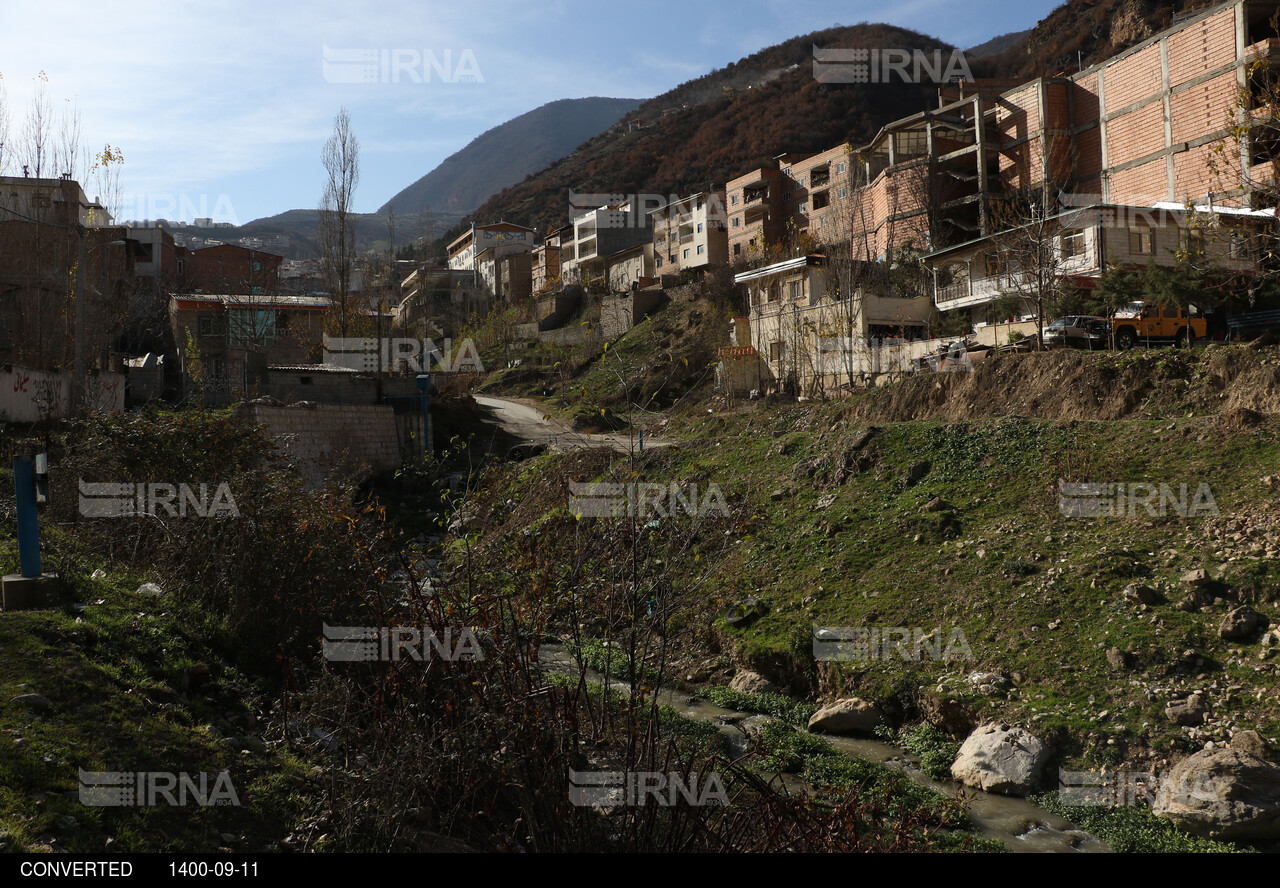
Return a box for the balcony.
[935,271,1035,309]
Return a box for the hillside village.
[8,1,1280,425]
[9,0,1280,858]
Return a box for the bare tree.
[18,72,52,178]
[983,136,1079,348]
[319,106,360,338]
[0,73,11,176]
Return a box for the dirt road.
[473,396,668,454]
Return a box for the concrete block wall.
[238,402,402,490]
[601,290,667,339]
[0,367,123,422]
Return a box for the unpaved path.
[473,396,670,454]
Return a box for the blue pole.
[415,374,431,453]
[14,456,41,578]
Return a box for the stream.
[538,642,1110,853]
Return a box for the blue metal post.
[416,374,431,453]
[14,456,41,578]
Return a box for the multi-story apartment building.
[650,191,729,274]
[532,233,563,293]
[799,0,1280,342]
[560,200,652,283]
[446,222,535,275]
[784,145,854,246]
[726,166,787,262]
[734,253,935,395]
[182,243,283,296]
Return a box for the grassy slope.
[0,507,313,853]
[460,313,1280,850]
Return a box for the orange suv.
[1110,302,1206,349]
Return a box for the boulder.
[904,461,931,484]
[807,698,884,736]
[1180,568,1212,588]
[1123,583,1161,606]
[1231,730,1270,760]
[1153,749,1280,840]
[1176,588,1215,612]
[1166,693,1208,727]
[1220,606,1264,641]
[729,670,777,696]
[724,597,769,628]
[792,456,830,481]
[950,723,1049,796]
[1105,647,1130,670]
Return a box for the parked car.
[1042,316,1110,349]
[1110,302,1206,348]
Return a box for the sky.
[0,0,1065,225]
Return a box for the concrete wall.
[601,289,666,339]
[237,401,404,490]
[0,367,124,422]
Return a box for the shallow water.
[539,643,1109,853]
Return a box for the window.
[683,248,690,259]
[696,199,703,210]
[798,177,806,187]
[797,202,807,214]
[789,280,802,300]
[837,186,847,199]
[229,308,276,347]
[819,216,827,228]
[835,162,846,174]
[733,243,742,256]
[782,167,791,176]
[697,244,705,255]
[1129,227,1155,254]
[252,260,263,272]
[198,315,225,338]
[770,341,785,362]
[697,222,703,233]
[785,190,792,199]
[1162,305,1178,319]
[656,256,663,268]
[731,194,739,205]
[1060,229,1085,258]
[732,216,741,228]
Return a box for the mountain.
[457,23,996,241]
[378,97,643,217]
[990,0,1224,77]
[965,29,1032,58]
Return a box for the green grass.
[1031,791,1245,853]
[0,543,310,851]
